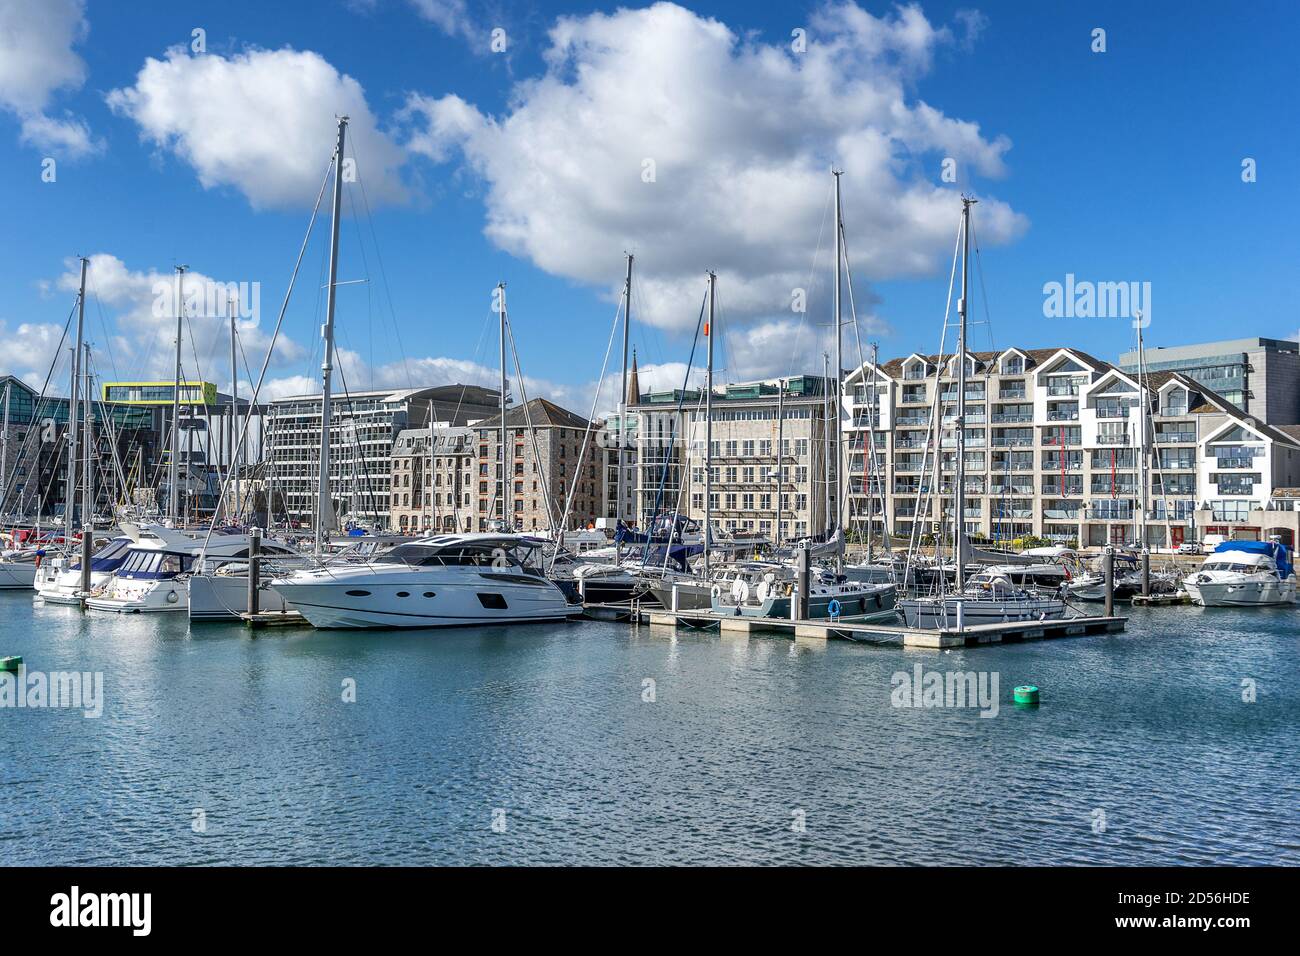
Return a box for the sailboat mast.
[82,344,93,531]
[831,169,844,571]
[168,264,186,523]
[497,282,507,530]
[866,341,878,560]
[1136,312,1149,550]
[774,377,784,548]
[229,294,240,524]
[0,379,9,517]
[315,116,348,554]
[704,271,715,574]
[618,253,632,559]
[955,196,975,590]
[68,256,87,542]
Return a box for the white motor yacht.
[268,533,582,629]
[83,526,255,613]
[34,534,135,604]
[1182,541,1296,607]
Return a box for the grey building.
[1118,337,1300,426]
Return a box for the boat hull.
[0,561,38,590]
[188,574,295,621]
[900,595,1066,629]
[270,571,581,629]
[1183,576,1296,607]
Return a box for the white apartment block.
[264,384,498,530]
[842,347,1300,550]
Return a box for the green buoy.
[1014,684,1040,706]
[0,656,21,673]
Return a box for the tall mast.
[617,253,633,560]
[169,264,186,524]
[866,341,878,561]
[0,378,9,517]
[229,293,240,524]
[704,271,715,573]
[955,196,975,590]
[315,116,348,554]
[67,256,87,542]
[1136,311,1149,550]
[774,376,784,548]
[82,343,93,531]
[823,352,831,533]
[831,169,844,571]
[497,281,507,530]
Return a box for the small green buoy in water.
[1014,684,1040,706]
[0,655,22,673]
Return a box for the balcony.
[1043,483,1084,496]
[990,436,1034,447]
[1097,434,1130,446]
[1047,409,1080,422]
[1047,384,1080,396]
[990,484,1035,496]
[1215,457,1255,469]
[896,415,930,427]
[1216,481,1256,495]
[899,393,928,405]
[1043,506,1081,520]
[894,438,928,448]
[1156,431,1196,444]
[1162,406,1189,417]
[1096,407,1130,419]
[996,390,1027,401]
[991,412,1032,423]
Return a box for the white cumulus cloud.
[107,47,407,209]
[0,0,102,157]
[400,0,1026,363]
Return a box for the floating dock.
[637,609,1126,648]
[239,609,308,628]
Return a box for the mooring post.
[795,544,811,620]
[671,581,679,613]
[247,526,262,617]
[1141,549,1150,597]
[1103,547,1115,617]
[79,525,92,602]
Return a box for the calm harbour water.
[1,592,1297,866]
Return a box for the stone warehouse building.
[472,398,609,532]
[841,347,1300,550]
[629,376,836,542]
[387,425,476,534]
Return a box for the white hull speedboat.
[270,533,582,629]
[1182,542,1296,607]
[34,536,135,604]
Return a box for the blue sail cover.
[1213,540,1293,578]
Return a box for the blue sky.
[1,0,1296,413]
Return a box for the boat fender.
[756,580,771,602]
[166,590,179,604]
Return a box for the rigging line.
[553,292,623,553]
[503,312,558,533]
[0,297,78,515]
[85,275,121,381]
[788,180,835,381]
[199,158,334,555]
[546,292,625,572]
[342,185,377,389]
[969,213,998,352]
[332,348,384,529]
[351,139,414,390]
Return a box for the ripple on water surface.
[0,597,1296,865]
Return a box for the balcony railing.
[1162,406,1189,417]
[896,415,930,427]
[1047,410,1080,421]
[1156,431,1196,444]
[899,394,928,404]
[1043,483,1084,496]
[1047,384,1080,396]
[1216,457,1254,469]
[990,436,1034,447]
[996,390,1027,401]
[1097,434,1129,446]
[991,412,1032,423]
[1096,407,1129,419]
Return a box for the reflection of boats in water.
[1182,541,1296,607]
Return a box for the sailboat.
[900,197,1066,629]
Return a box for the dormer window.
[1000,352,1025,375]
[1163,388,1188,417]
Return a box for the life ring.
[828,598,842,618]
[730,579,750,603]
[710,583,722,601]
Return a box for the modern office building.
[629,376,836,541]
[843,347,1300,550]
[1118,337,1300,426]
[265,384,499,530]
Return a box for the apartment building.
[265,384,498,530]
[387,425,476,534]
[1118,337,1300,426]
[842,347,1300,550]
[472,398,606,532]
[630,376,834,541]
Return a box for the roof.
[390,425,474,457]
[877,346,1113,378]
[269,383,500,407]
[474,397,592,431]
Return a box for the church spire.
[626,348,640,406]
